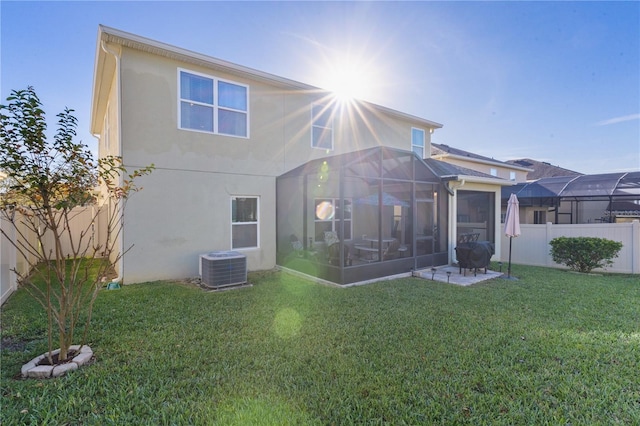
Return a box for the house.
[431,143,531,182]
[91,26,510,285]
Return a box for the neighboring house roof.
[91,25,443,134]
[424,158,514,186]
[505,158,582,180]
[431,143,531,172]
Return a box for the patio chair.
[324,231,351,266]
[382,239,401,261]
[289,234,304,257]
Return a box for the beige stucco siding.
[119,47,430,174]
[119,48,284,176]
[103,44,438,283]
[121,168,276,283]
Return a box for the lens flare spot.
[273,308,301,339]
[315,201,334,220]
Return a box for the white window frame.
[411,127,425,158]
[510,171,516,181]
[231,196,259,249]
[490,168,498,177]
[311,103,334,150]
[178,68,249,138]
[314,198,352,241]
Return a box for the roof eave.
[447,175,517,186]
[435,152,529,170]
[95,25,443,130]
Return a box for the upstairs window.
[311,104,333,150]
[179,69,248,137]
[411,128,425,158]
[490,168,498,177]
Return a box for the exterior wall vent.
[199,251,247,289]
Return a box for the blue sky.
[2,1,639,175]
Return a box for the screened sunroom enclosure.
[276,147,448,285]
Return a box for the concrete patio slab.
[415,265,503,286]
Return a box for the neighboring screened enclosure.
[502,172,640,224]
[276,147,448,285]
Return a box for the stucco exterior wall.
[103,46,436,283]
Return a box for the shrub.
[549,236,623,273]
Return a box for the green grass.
[2,264,639,425]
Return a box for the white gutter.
[100,40,125,286]
[432,152,532,172]
[98,25,444,130]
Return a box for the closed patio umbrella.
[504,193,521,279]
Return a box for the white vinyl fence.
[500,221,640,274]
[1,207,106,305]
[4,215,638,304]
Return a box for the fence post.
[545,222,553,267]
[633,220,639,274]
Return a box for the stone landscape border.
[21,345,93,378]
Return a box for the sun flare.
[317,52,380,103]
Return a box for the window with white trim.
[231,196,259,249]
[179,69,248,137]
[490,168,498,177]
[311,103,333,150]
[314,198,352,241]
[411,128,425,158]
[510,171,516,181]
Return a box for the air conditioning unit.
[199,251,247,289]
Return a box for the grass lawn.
[1,264,639,424]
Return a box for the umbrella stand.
[502,193,520,280]
[503,235,519,280]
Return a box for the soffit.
[98,25,443,130]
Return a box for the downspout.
[90,133,101,262]
[101,40,124,286]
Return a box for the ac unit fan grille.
[200,251,247,289]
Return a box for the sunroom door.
[416,198,435,256]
